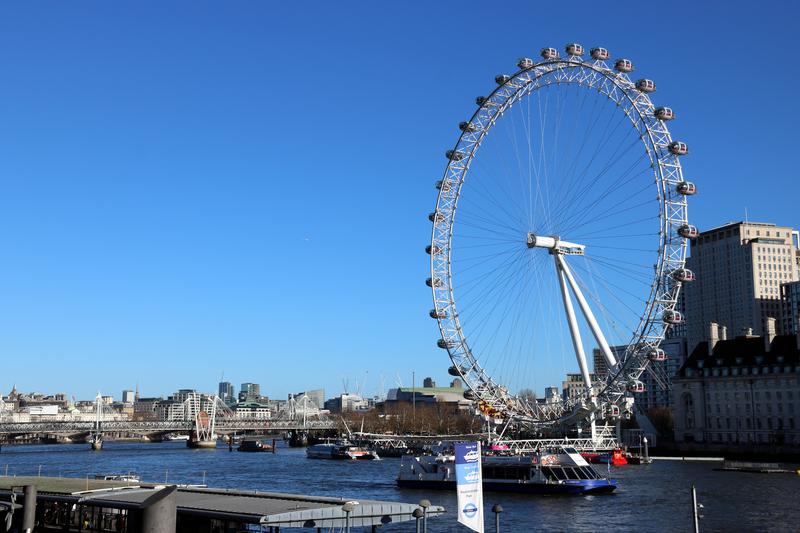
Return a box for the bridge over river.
[0,418,336,438]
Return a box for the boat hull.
[397,478,616,495]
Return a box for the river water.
[1,441,798,532]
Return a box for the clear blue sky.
[0,1,797,401]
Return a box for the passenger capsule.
[662,309,684,325]
[463,389,477,400]
[676,181,697,195]
[614,58,633,73]
[437,338,456,349]
[678,224,699,239]
[428,211,445,223]
[495,74,511,85]
[435,180,453,192]
[648,348,667,362]
[476,96,488,106]
[517,57,534,69]
[459,121,478,133]
[565,43,584,56]
[672,268,695,282]
[426,277,443,288]
[446,149,465,161]
[590,47,610,60]
[431,309,448,319]
[668,141,689,155]
[654,107,675,121]
[540,47,559,60]
[635,79,656,93]
[627,380,646,393]
[605,404,620,418]
[425,245,441,255]
[448,364,465,376]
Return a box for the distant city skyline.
[1,2,798,399]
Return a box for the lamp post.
[419,499,431,533]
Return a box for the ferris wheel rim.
[429,51,691,426]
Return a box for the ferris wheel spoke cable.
[454,212,526,240]
[580,254,655,285]
[546,86,606,214]
[455,248,528,309]
[572,214,658,239]
[558,162,653,234]
[548,95,634,219]
[552,133,645,232]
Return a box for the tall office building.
[683,221,799,351]
[218,382,235,403]
[121,390,135,404]
[782,280,800,335]
[239,383,260,403]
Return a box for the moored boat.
[237,439,275,453]
[306,440,380,460]
[397,446,616,495]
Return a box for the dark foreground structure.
[0,476,444,531]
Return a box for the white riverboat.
[306,440,380,460]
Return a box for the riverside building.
[682,221,800,351]
[672,321,800,450]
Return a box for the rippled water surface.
[1,441,799,532]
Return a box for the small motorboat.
[237,439,275,453]
[307,440,380,460]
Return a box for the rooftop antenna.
[744,206,749,224]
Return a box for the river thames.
[1,441,798,532]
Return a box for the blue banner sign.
[455,441,484,532]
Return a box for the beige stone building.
[672,321,800,449]
[683,221,800,351]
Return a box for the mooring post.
[419,499,430,533]
[141,485,177,533]
[22,484,36,533]
[492,504,503,533]
[412,508,423,533]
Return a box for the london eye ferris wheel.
[427,43,697,430]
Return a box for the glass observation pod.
[672,267,696,282]
[425,245,441,255]
[678,224,699,239]
[677,181,697,195]
[648,348,667,362]
[459,121,478,132]
[668,141,689,155]
[463,389,477,400]
[615,58,634,72]
[635,79,656,93]
[426,277,443,288]
[446,149,465,161]
[431,309,448,319]
[540,47,559,60]
[663,309,684,324]
[437,338,457,349]
[448,364,467,376]
[428,211,445,223]
[654,107,675,120]
[627,380,646,393]
[495,74,511,85]
[517,57,535,69]
[606,405,621,418]
[435,180,452,192]
[590,47,610,60]
[565,43,584,56]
